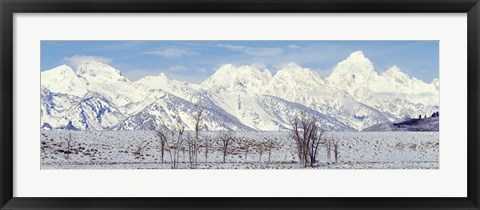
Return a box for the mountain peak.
[276,62,308,74]
[281,62,302,70]
[216,64,260,74]
[382,65,410,81]
[385,65,401,74]
[41,65,88,97]
[158,72,168,78]
[42,64,76,77]
[201,64,272,92]
[275,62,321,80]
[328,51,378,84]
[347,51,366,60]
[75,61,126,82]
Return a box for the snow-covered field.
[41,131,439,169]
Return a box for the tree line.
[59,108,340,169]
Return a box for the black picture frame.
[1,0,479,209]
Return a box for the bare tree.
[218,131,234,163]
[165,120,186,169]
[289,113,325,167]
[193,108,203,168]
[238,137,253,163]
[325,137,340,163]
[155,127,168,163]
[186,133,195,167]
[182,146,186,163]
[266,138,274,164]
[256,142,264,163]
[64,133,73,160]
[332,139,339,163]
[185,108,204,169]
[204,137,210,163]
[325,137,332,162]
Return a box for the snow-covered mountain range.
[41,51,439,131]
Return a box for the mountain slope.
[114,91,252,131]
[40,51,440,132]
[327,51,439,119]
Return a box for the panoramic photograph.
[40,41,439,169]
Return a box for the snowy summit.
[41,51,439,132]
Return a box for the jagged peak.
[347,51,367,60]
[158,72,168,78]
[328,51,378,83]
[137,72,169,82]
[382,65,412,82]
[75,61,123,79]
[42,64,76,77]
[216,64,262,74]
[274,63,322,83]
[279,62,302,70]
[206,64,273,81]
[340,51,374,66]
[276,62,314,74]
[385,65,401,72]
[201,64,273,92]
[383,65,405,76]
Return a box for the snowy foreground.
[41,131,439,169]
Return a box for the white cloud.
[287,44,304,50]
[63,55,112,68]
[144,48,197,58]
[218,44,282,57]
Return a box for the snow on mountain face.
[41,51,439,131]
[74,61,149,107]
[41,87,82,129]
[265,63,325,99]
[256,95,354,131]
[328,51,379,87]
[375,65,439,105]
[114,92,252,131]
[259,62,388,130]
[41,65,88,97]
[327,51,439,119]
[66,92,126,130]
[201,64,272,93]
[134,73,200,102]
[76,61,125,82]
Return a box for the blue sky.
[41,41,439,84]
